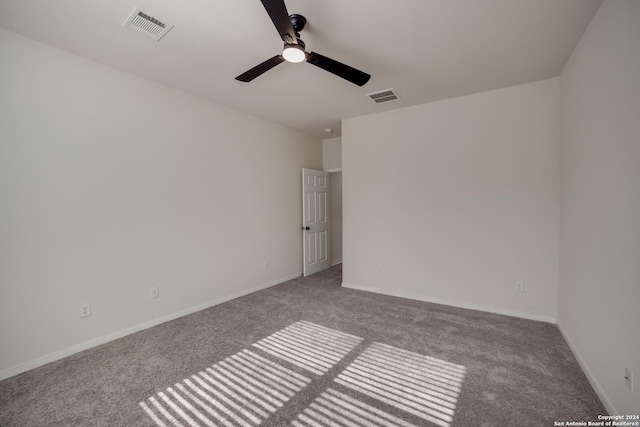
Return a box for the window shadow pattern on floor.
[140,321,466,427]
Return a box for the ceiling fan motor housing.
[289,14,306,36]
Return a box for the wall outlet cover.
[625,366,634,392]
[80,303,91,318]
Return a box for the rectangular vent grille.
[366,89,399,104]
[123,8,173,41]
[132,13,165,36]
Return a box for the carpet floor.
[0,265,605,426]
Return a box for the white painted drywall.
[322,138,343,265]
[330,172,343,265]
[558,0,640,415]
[342,78,561,322]
[0,28,322,375]
[323,137,342,172]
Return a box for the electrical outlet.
[263,261,269,270]
[625,366,634,392]
[80,302,91,318]
[516,281,525,292]
[378,265,384,274]
[151,286,159,299]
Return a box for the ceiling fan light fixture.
[282,43,306,63]
[235,4,370,86]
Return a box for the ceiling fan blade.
[260,0,298,44]
[235,55,285,82]
[306,52,371,87]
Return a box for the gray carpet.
[0,265,606,426]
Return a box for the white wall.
[0,28,322,377]
[322,137,342,172]
[342,78,560,322]
[558,0,640,415]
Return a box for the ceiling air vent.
[123,8,173,41]
[366,88,399,104]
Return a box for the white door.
[302,168,331,276]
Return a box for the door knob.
[302,226,310,230]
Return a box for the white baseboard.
[556,321,616,415]
[0,272,301,382]
[341,282,557,324]
[331,258,343,266]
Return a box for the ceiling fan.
[235,0,371,86]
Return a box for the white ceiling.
[0,0,602,140]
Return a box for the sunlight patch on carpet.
[140,322,466,427]
[252,320,363,375]
[291,387,418,427]
[334,342,466,427]
[140,348,311,427]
